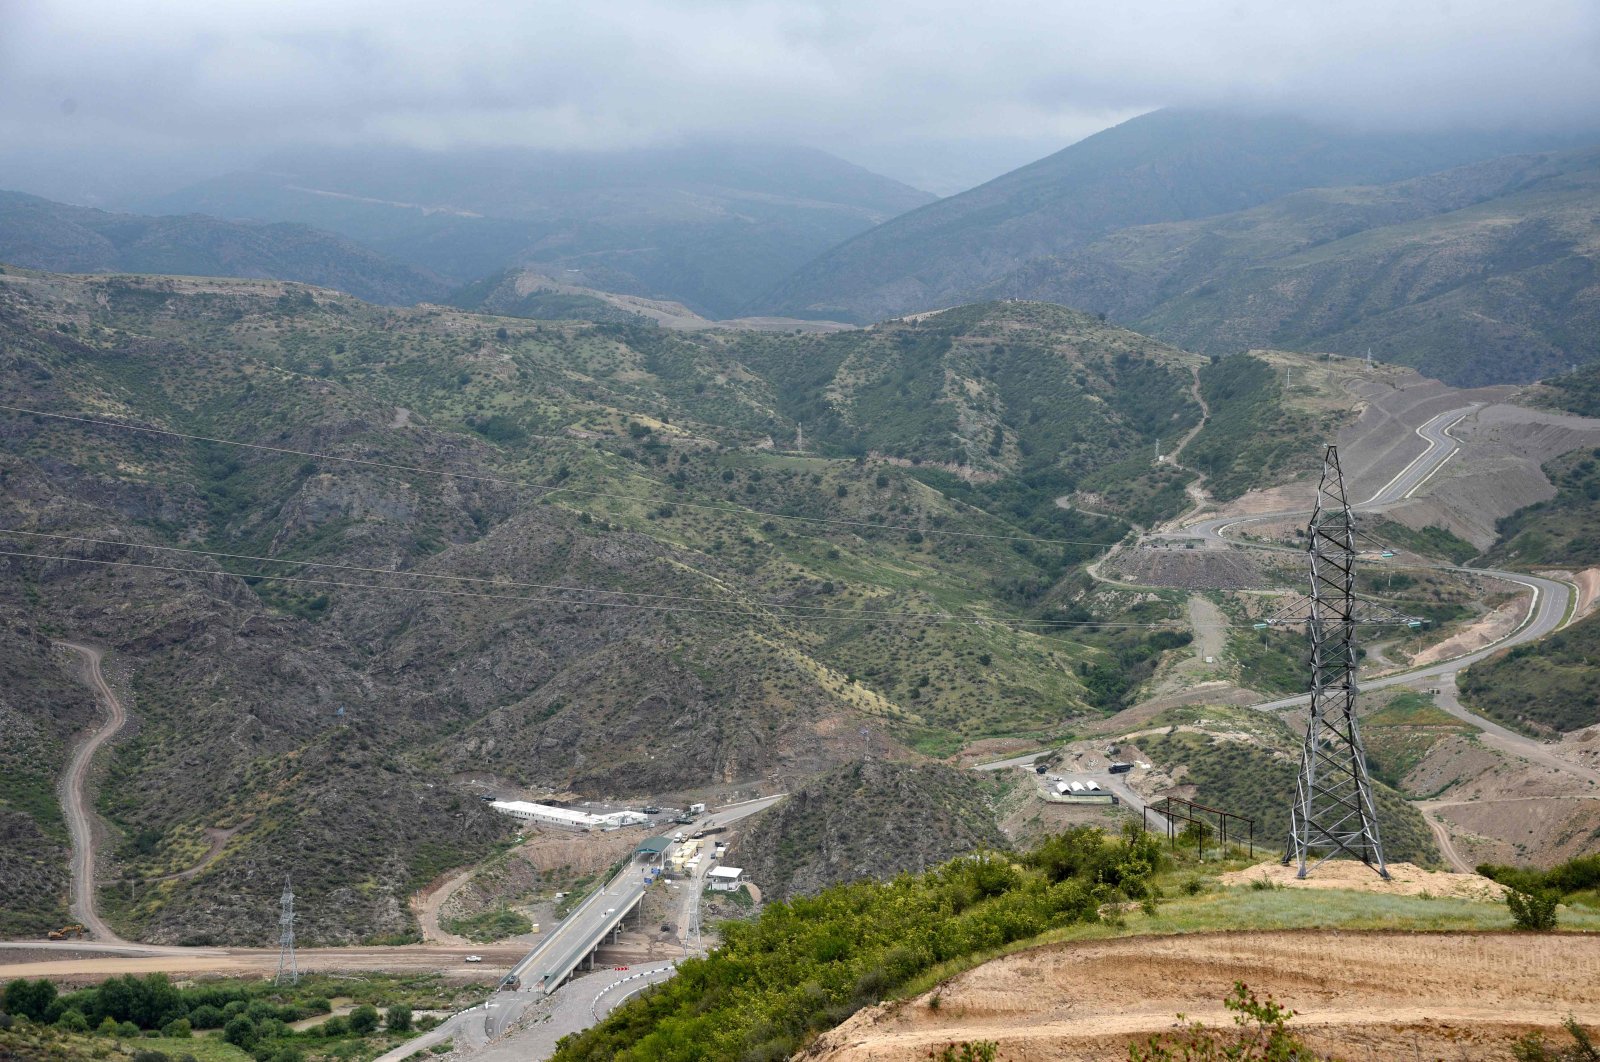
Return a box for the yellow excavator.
[46,923,86,941]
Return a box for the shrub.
[162,1017,193,1038]
[1508,888,1560,931]
[118,1019,142,1038]
[349,1004,381,1035]
[222,1015,257,1048]
[321,1016,350,1037]
[926,1044,997,1062]
[387,1003,414,1032]
[1130,982,1328,1061]
[56,1009,89,1033]
[1512,1016,1600,1061]
[188,1004,225,1029]
[96,1015,120,1037]
[4,979,57,1022]
[134,1052,169,1062]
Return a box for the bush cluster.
[554,824,1163,1061]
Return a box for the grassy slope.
[1360,692,1480,796]
[1484,446,1600,568]
[728,760,1008,901]
[1138,716,1439,866]
[1535,361,1600,418]
[1460,610,1600,735]
[1182,353,1334,501]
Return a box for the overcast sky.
[2,0,1598,198]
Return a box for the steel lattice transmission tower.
[1283,446,1391,880]
[275,876,299,985]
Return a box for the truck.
[688,802,707,815]
[1108,762,1134,774]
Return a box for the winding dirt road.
[57,641,127,944]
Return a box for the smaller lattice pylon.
[275,876,298,985]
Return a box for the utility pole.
[795,422,803,452]
[1366,348,1374,371]
[1283,446,1389,879]
[275,876,299,985]
[1154,438,1162,463]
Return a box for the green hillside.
[1181,353,1336,501]
[1483,447,1600,567]
[0,270,1244,941]
[1126,149,1600,385]
[1460,611,1600,735]
[728,760,1007,901]
[1535,361,1600,417]
[1139,725,1438,866]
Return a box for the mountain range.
[0,191,448,306]
[136,143,935,318]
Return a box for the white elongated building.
[489,800,648,830]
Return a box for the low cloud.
[2,0,1596,193]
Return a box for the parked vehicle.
[465,954,483,963]
[1109,762,1133,774]
[689,802,707,815]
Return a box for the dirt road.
[0,940,525,982]
[413,865,476,945]
[802,931,1600,1060]
[56,641,127,944]
[1417,804,1475,873]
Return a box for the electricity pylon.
[1282,446,1396,879]
[275,876,298,985]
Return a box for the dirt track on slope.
[56,642,127,944]
[801,931,1600,1061]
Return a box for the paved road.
[1357,405,1479,505]
[972,750,1052,772]
[1430,675,1600,789]
[1138,402,1576,713]
[1246,567,1573,711]
[56,641,127,944]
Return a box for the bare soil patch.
[801,930,1599,1062]
[1216,859,1504,900]
[1409,596,1526,666]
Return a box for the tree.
[386,1003,413,1032]
[222,1015,258,1049]
[4,978,56,1021]
[348,1004,380,1035]
[56,1009,89,1033]
[163,1017,193,1038]
[188,1004,225,1029]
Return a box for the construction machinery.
[46,923,86,940]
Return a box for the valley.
[4,264,1600,1061]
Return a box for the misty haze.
[2,3,1600,1060]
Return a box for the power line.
[0,527,1147,623]
[0,548,1202,630]
[0,403,1128,547]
